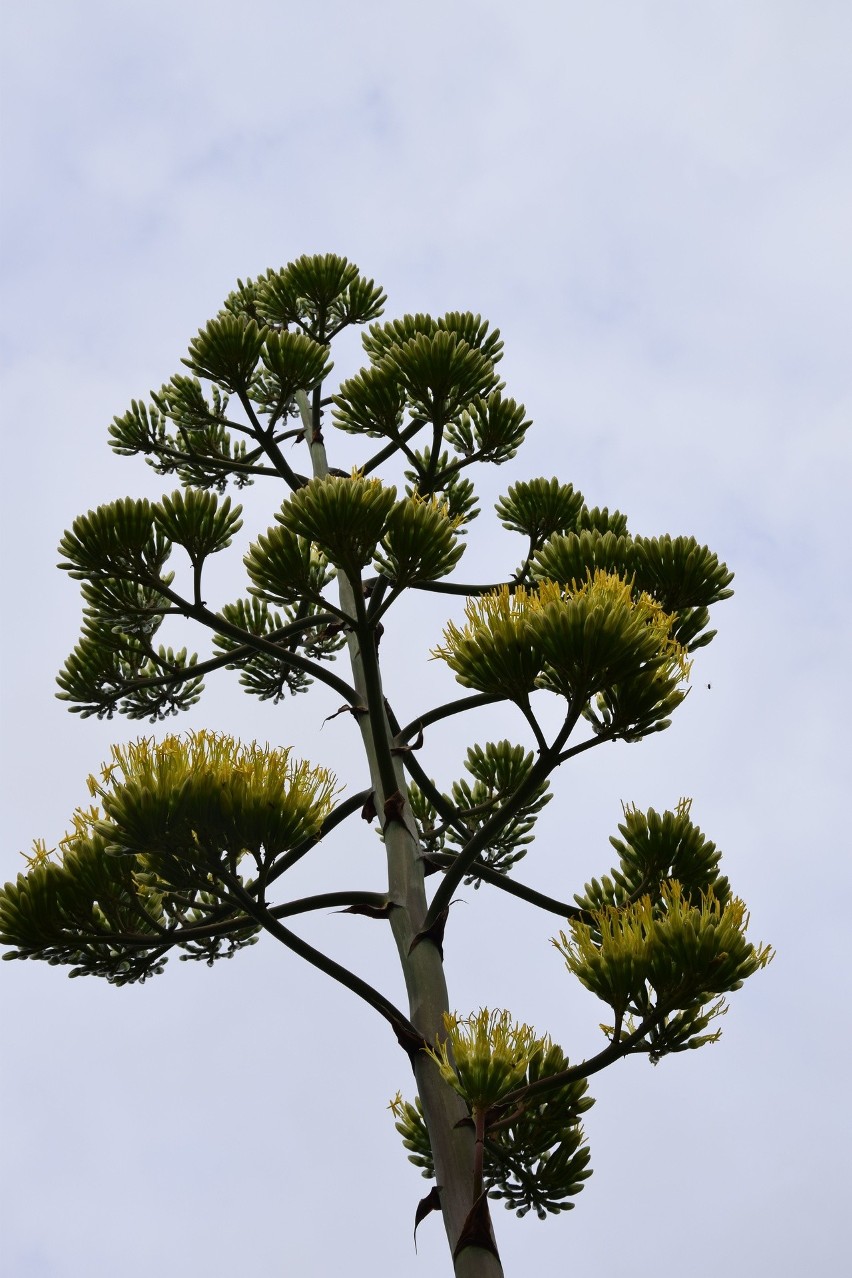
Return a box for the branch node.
[393,1021,430,1070]
[323,702,367,726]
[382,789,406,828]
[337,902,396,920]
[408,907,449,959]
[418,853,443,878]
[453,1115,475,1131]
[413,1185,442,1251]
[452,1191,500,1262]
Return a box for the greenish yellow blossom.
[85,729,339,863]
[432,585,548,699]
[556,879,773,1017]
[425,1008,549,1109]
[433,572,691,706]
[21,838,56,869]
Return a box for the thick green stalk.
[298,392,503,1276]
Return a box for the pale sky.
[1,3,850,1276]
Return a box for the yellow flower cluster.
[87,729,336,813]
[425,1008,549,1109]
[556,880,773,1014]
[84,729,338,863]
[433,571,691,705]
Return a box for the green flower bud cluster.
[247,473,466,590]
[277,472,398,573]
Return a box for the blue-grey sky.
[1,3,849,1276]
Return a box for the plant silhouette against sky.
[0,254,771,1277]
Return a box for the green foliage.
[332,362,408,439]
[445,393,530,464]
[150,374,230,437]
[109,396,169,458]
[253,254,386,340]
[631,534,735,652]
[530,530,732,655]
[434,586,545,702]
[554,803,773,1061]
[631,535,735,611]
[485,1039,593,1219]
[583,661,688,742]
[110,255,385,494]
[388,1093,434,1177]
[93,731,336,863]
[383,331,500,424]
[435,312,505,365]
[556,881,772,1056]
[252,330,334,410]
[0,826,174,984]
[435,574,691,739]
[56,495,230,719]
[360,312,439,363]
[361,311,503,366]
[575,800,730,916]
[79,575,171,639]
[577,506,629,536]
[407,742,551,883]
[426,1010,545,1109]
[335,314,505,494]
[111,386,256,492]
[403,448,480,527]
[530,574,688,703]
[56,619,203,721]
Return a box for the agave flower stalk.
[1,255,769,1278]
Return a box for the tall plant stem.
[297,392,503,1277]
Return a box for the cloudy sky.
[1,2,849,1275]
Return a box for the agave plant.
[1,253,769,1277]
